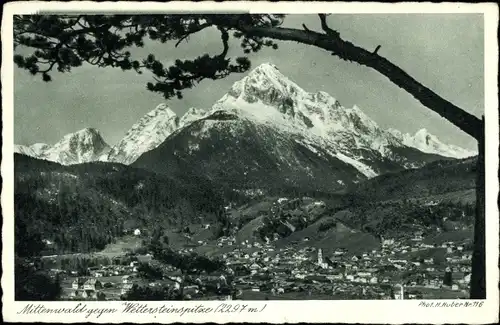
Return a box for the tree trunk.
[470,117,485,299]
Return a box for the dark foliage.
[343,200,475,238]
[14,154,225,254]
[121,284,180,301]
[346,157,477,204]
[14,14,283,99]
[15,258,62,300]
[148,240,226,276]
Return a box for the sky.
[14,14,484,150]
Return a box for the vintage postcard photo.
[2,1,499,323]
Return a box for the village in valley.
[43,215,473,301]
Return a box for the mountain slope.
[179,107,208,127]
[388,128,476,159]
[212,63,473,165]
[101,104,180,165]
[14,143,50,158]
[346,156,477,204]
[226,157,476,251]
[14,153,226,254]
[133,110,367,195]
[14,128,110,165]
[132,63,463,196]
[100,105,211,165]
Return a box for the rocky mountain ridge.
[15,63,475,169]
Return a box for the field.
[423,230,474,246]
[99,236,143,257]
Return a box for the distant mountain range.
[15,63,476,190]
[15,128,110,165]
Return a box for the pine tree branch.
[175,22,212,47]
[318,14,340,38]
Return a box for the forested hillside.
[14,154,226,254]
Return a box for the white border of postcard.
[2,1,499,323]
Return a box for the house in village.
[333,250,345,256]
[72,278,87,290]
[82,290,95,299]
[328,273,344,281]
[84,278,103,291]
[121,283,134,295]
[94,271,104,277]
[71,288,105,300]
[458,273,471,285]
[381,237,395,247]
[122,275,132,284]
[294,273,306,279]
[357,271,372,278]
[70,290,83,299]
[81,289,106,300]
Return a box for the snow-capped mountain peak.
[214,63,396,155]
[14,128,111,165]
[102,104,180,165]
[15,142,51,158]
[145,103,176,119]
[413,128,433,145]
[179,107,208,127]
[53,128,101,145]
[44,127,111,165]
[30,143,51,155]
[389,128,476,159]
[212,63,476,162]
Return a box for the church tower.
[317,248,323,265]
[393,284,405,300]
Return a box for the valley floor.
[40,229,472,301]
